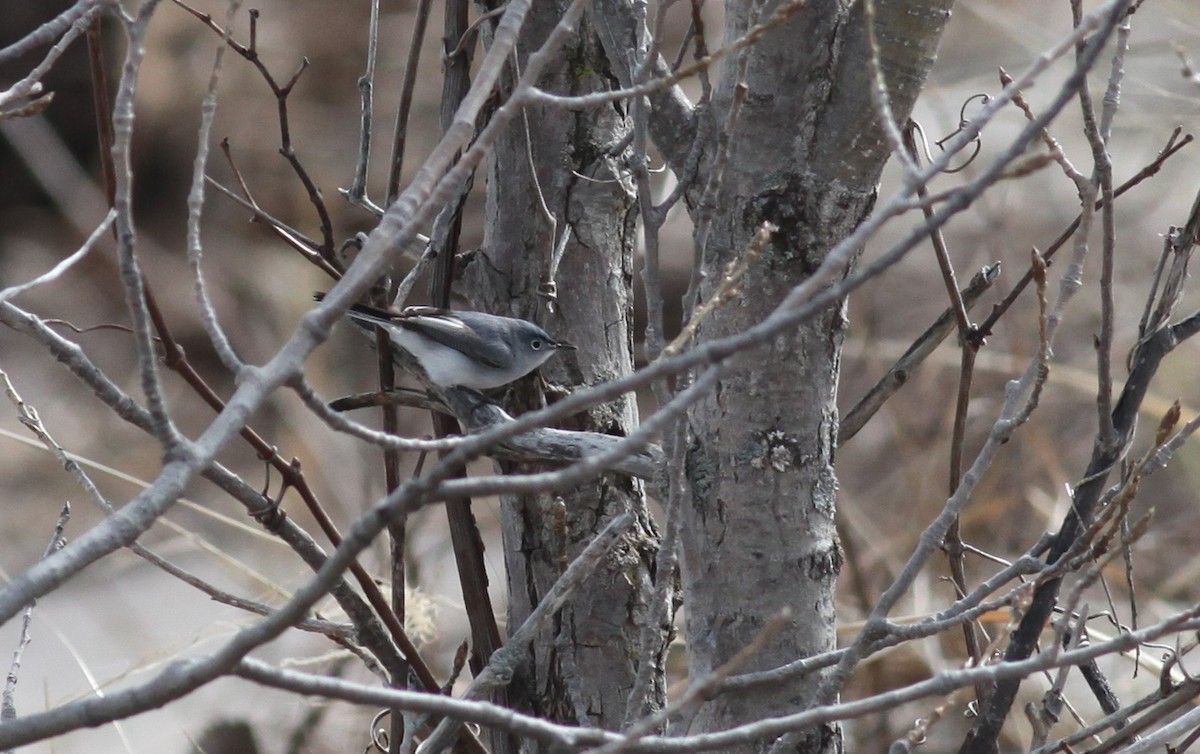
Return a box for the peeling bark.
[459,0,666,745]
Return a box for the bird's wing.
[314,294,513,368]
[397,309,512,369]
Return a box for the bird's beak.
[555,340,577,351]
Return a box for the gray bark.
[679,1,954,752]
[458,0,665,744]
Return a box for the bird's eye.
[530,339,544,350]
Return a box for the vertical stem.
[385,0,435,206]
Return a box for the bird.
[316,293,575,390]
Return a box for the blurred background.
[2,0,1200,751]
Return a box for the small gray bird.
[319,294,575,390]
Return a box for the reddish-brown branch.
[977,127,1192,338]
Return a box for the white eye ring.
[530,339,544,350]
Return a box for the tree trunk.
[459,0,666,745]
[680,1,954,751]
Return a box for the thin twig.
[185,0,244,373]
[0,498,67,726]
[110,1,182,451]
[839,263,999,443]
[682,0,762,323]
[0,4,101,113]
[863,0,917,175]
[417,514,635,753]
[343,0,381,209]
[0,0,102,65]
[204,169,340,278]
[0,210,115,304]
[384,0,434,207]
[975,130,1192,339]
[173,0,338,261]
[1070,0,1121,450]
